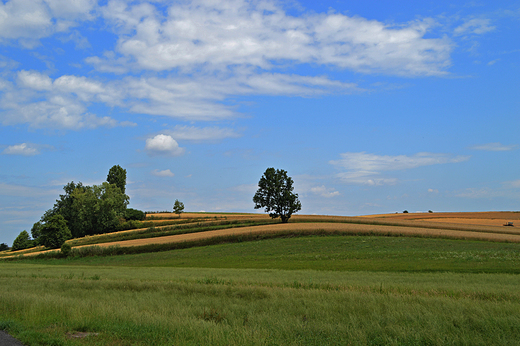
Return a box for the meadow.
[1,212,520,345]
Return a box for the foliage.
[403,210,409,213]
[107,164,127,194]
[253,167,301,223]
[70,182,129,237]
[173,199,185,216]
[39,214,72,249]
[0,243,8,251]
[125,208,145,221]
[12,231,33,251]
[42,181,129,238]
[30,221,43,246]
[60,243,72,257]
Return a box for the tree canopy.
[43,181,129,238]
[173,199,185,217]
[107,164,127,194]
[12,230,32,251]
[253,167,301,223]
[39,214,71,249]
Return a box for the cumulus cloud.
[2,1,494,126]
[2,143,45,156]
[145,134,185,157]
[95,0,452,77]
[0,0,96,46]
[0,70,130,129]
[469,142,518,151]
[151,169,175,177]
[330,152,470,186]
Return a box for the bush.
[60,243,72,257]
[40,214,72,249]
[125,208,145,221]
[12,231,32,251]
[403,210,409,214]
[0,243,9,251]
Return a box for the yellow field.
[77,222,520,250]
[5,211,519,258]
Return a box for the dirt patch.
[66,332,99,339]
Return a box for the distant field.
[3,211,520,259]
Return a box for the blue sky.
[1,0,519,245]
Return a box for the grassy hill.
[1,212,520,345]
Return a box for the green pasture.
[17,236,520,273]
[2,235,520,345]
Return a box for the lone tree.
[107,165,127,194]
[253,167,301,223]
[173,199,185,217]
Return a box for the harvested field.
[147,212,268,220]
[6,212,520,259]
[368,211,520,224]
[75,222,520,250]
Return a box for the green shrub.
[60,243,72,257]
[125,208,145,221]
[12,231,32,251]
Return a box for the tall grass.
[1,264,520,345]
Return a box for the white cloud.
[469,142,517,151]
[310,185,340,198]
[2,143,50,156]
[330,152,469,172]
[151,169,175,177]
[145,134,185,157]
[164,126,241,142]
[0,0,96,46]
[454,18,495,36]
[0,71,127,129]
[428,188,439,194]
[3,143,37,156]
[95,0,452,77]
[330,152,470,186]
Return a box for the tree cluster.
[13,165,133,250]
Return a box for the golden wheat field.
[4,211,519,258]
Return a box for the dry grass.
[6,211,520,258]
[368,211,520,222]
[74,222,520,250]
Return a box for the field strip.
[77,222,520,249]
[6,222,520,259]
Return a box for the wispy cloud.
[469,142,518,151]
[330,152,470,186]
[310,185,340,198]
[454,18,495,36]
[151,169,175,177]
[2,143,50,156]
[164,126,241,142]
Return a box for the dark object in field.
[503,222,514,227]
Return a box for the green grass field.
[2,235,520,345]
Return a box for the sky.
[1,0,519,245]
